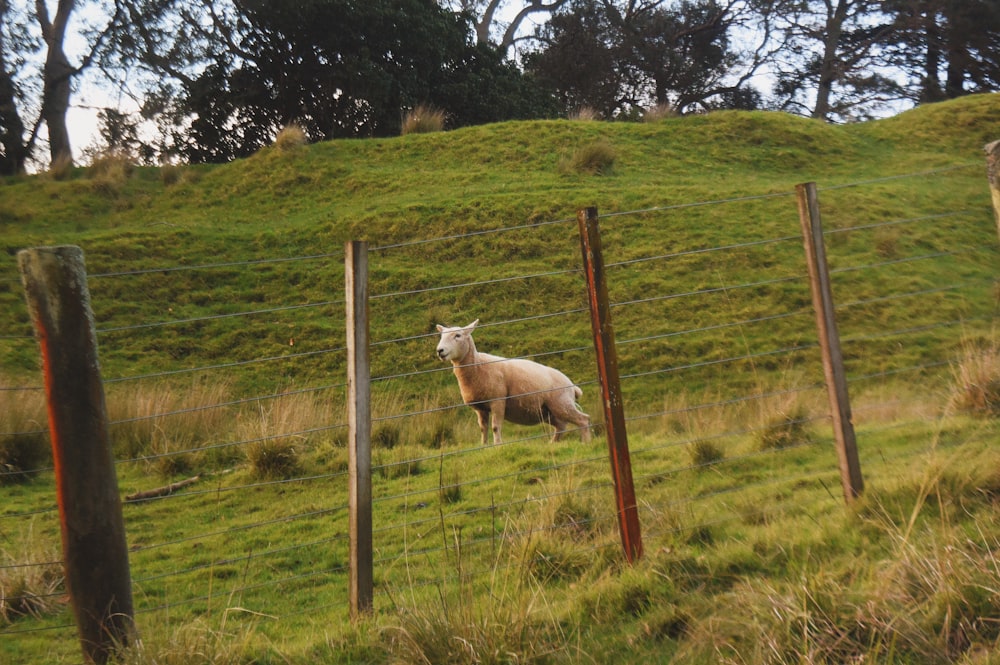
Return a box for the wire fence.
[1,163,998,647]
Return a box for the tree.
[443,0,571,53]
[0,1,123,173]
[0,0,32,173]
[525,0,759,118]
[98,0,556,163]
[770,0,903,121]
[883,0,1000,103]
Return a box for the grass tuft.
[0,529,63,625]
[0,385,49,484]
[89,151,135,195]
[401,105,446,135]
[643,102,676,122]
[757,405,813,451]
[275,124,308,151]
[560,139,617,175]
[949,336,1000,416]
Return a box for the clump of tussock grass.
[686,438,725,468]
[559,139,617,175]
[0,528,63,625]
[111,618,259,665]
[568,106,599,121]
[757,404,813,451]
[401,104,446,135]
[0,385,49,484]
[374,446,423,480]
[274,124,308,151]
[948,336,1000,416]
[438,465,462,505]
[236,393,325,479]
[513,474,614,583]
[385,523,572,665]
[642,102,675,122]
[88,150,134,196]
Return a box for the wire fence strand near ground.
[1,164,998,651]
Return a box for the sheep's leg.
[578,413,592,443]
[472,405,490,446]
[489,400,506,445]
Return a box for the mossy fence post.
[577,206,643,563]
[985,139,1000,245]
[345,240,374,619]
[17,245,136,665]
[795,183,864,503]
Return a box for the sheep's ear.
[436,324,445,332]
[466,319,480,331]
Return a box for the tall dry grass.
[0,385,49,483]
[384,517,578,665]
[401,105,446,135]
[107,380,236,475]
[0,525,63,625]
[948,335,1000,416]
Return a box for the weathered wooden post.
[345,240,373,618]
[985,140,1000,245]
[795,184,864,503]
[17,246,135,664]
[577,207,643,563]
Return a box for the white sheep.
[435,319,592,445]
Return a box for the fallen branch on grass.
[125,475,200,503]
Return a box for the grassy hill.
[1,94,999,664]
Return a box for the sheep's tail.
[573,385,583,400]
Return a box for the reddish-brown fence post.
[17,246,135,665]
[345,240,374,618]
[577,206,643,563]
[795,184,864,503]
[985,140,1000,245]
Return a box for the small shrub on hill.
[89,151,135,196]
[246,437,299,479]
[643,102,675,122]
[948,337,1000,416]
[757,406,813,451]
[686,439,724,468]
[401,105,446,135]
[274,124,308,151]
[568,106,599,121]
[559,139,617,175]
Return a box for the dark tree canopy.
[524,0,750,118]
[116,0,555,163]
[883,0,1000,103]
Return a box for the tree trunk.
[920,8,942,102]
[36,0,77,167]
[812,0,849,120]
[0,55,28,174]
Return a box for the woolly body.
[436,320,591,445]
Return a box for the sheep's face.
[435,320,479,363]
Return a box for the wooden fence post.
[795,184,864,503]
[985,140,1000,245]
[17,246,135,665]
[345,241,373,618]
[577,207,643,563]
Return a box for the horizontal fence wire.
[2,162,997,647]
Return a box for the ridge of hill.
[1,94,998,391]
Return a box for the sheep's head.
[435,319,479,362]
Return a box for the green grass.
[1,94,999,663]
